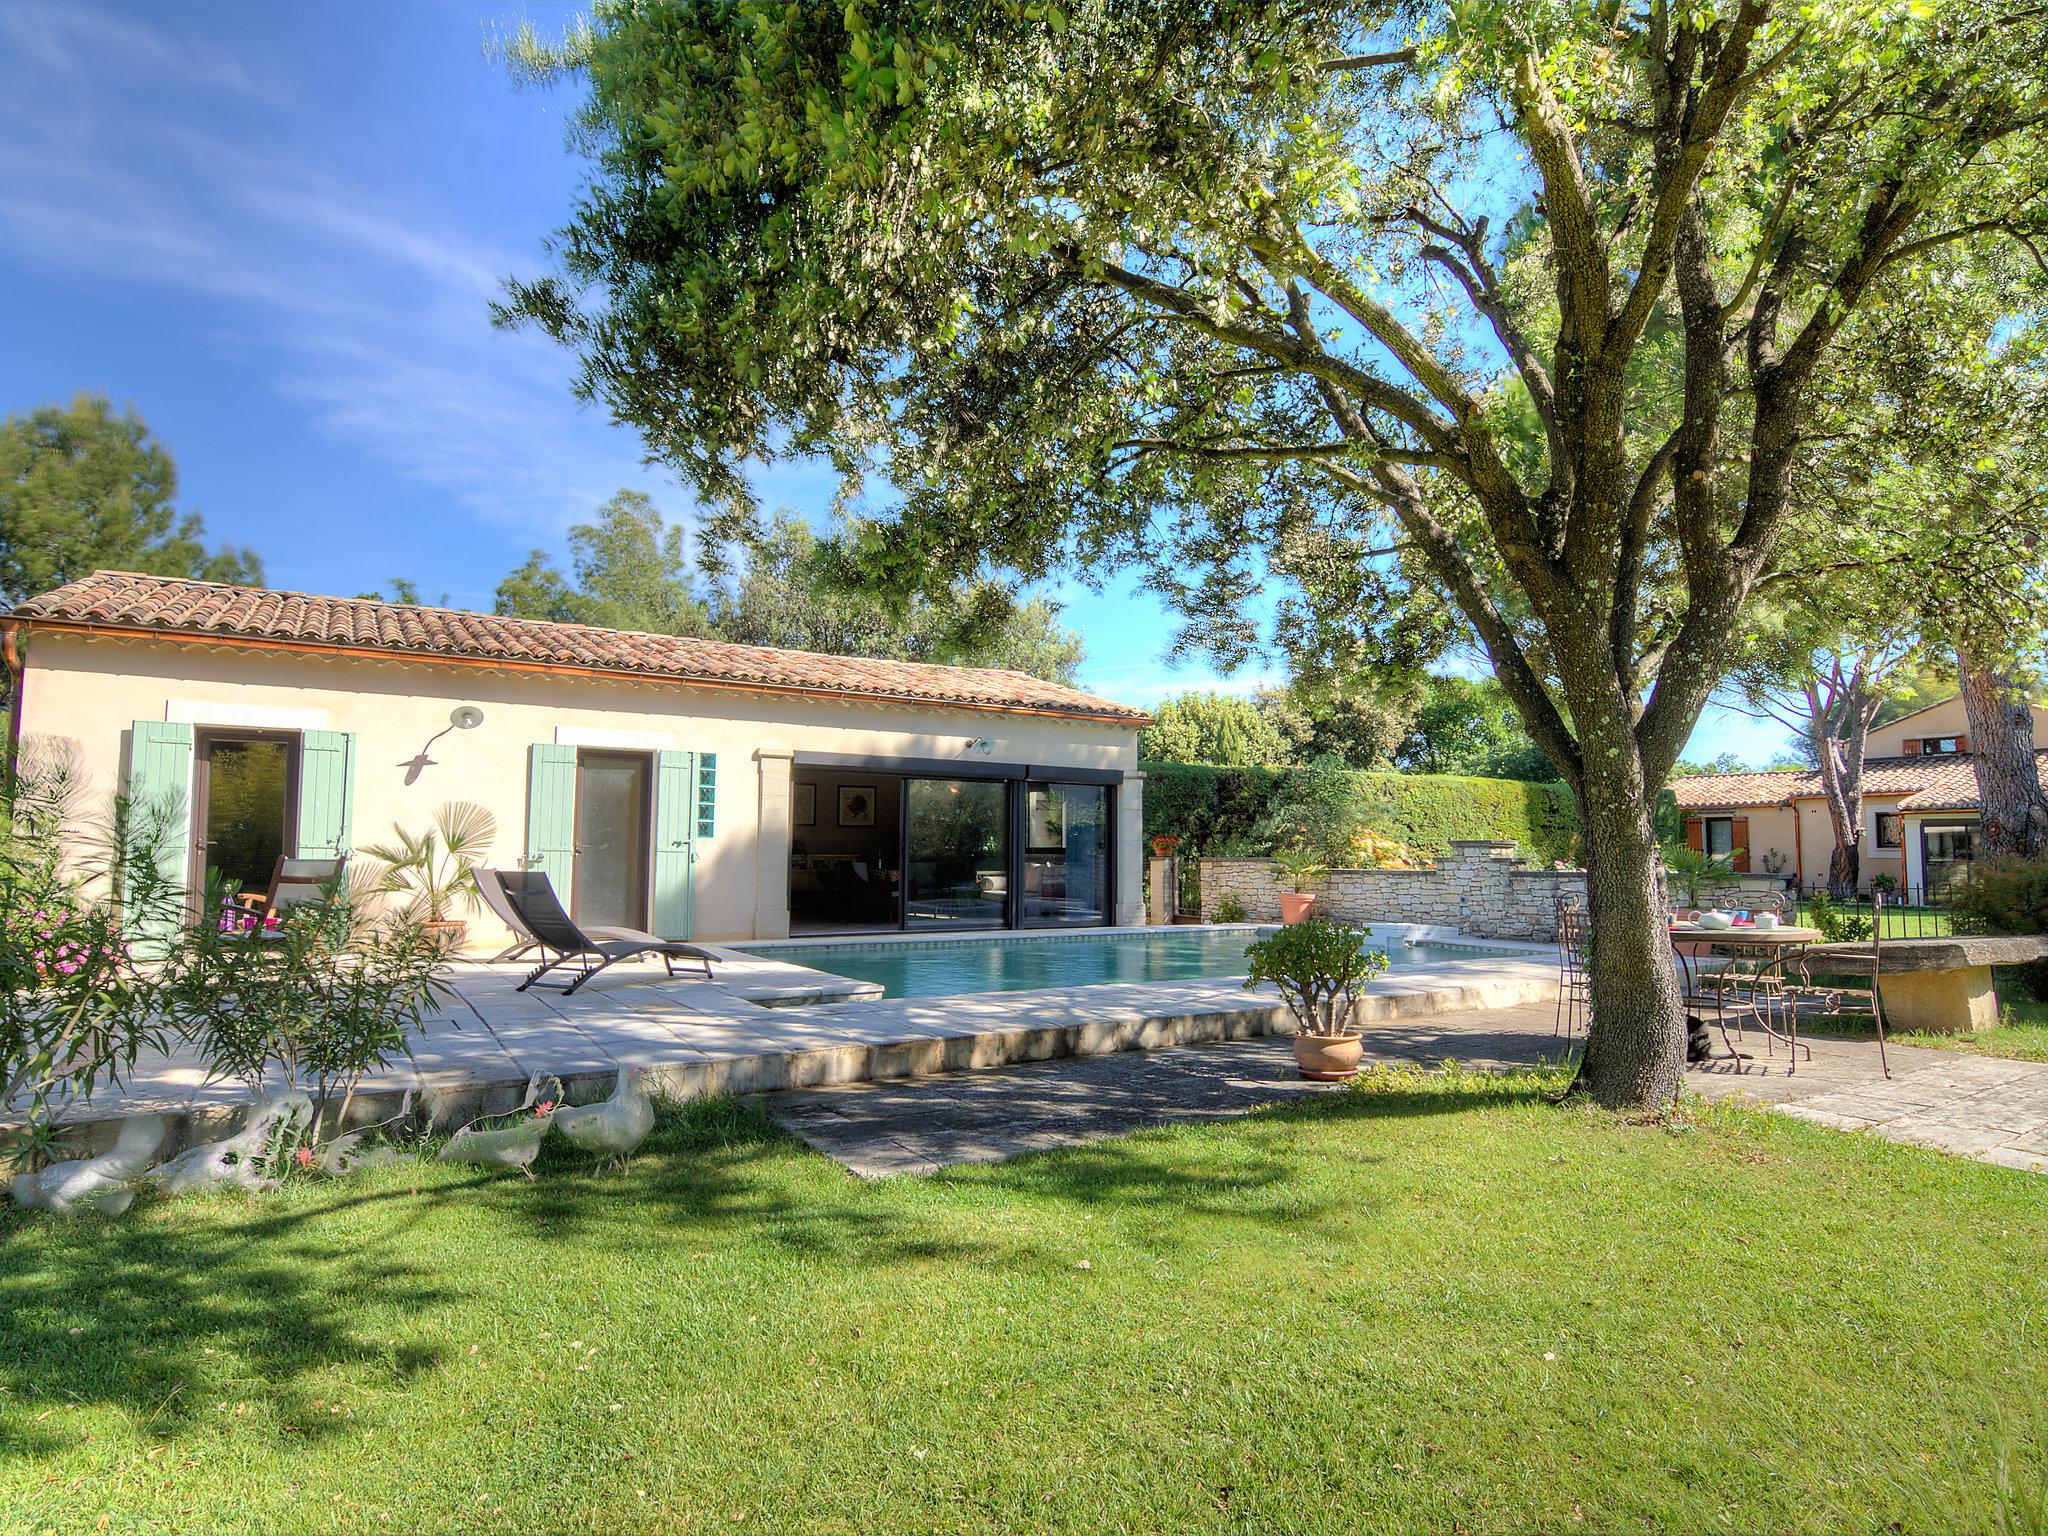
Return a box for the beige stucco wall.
[17,633,1144,944]
[1865,697,2048,758]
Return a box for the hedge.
[1141,759,1581,864]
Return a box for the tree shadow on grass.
[0,1073,1566,1454]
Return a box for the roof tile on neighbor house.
[7,571,1149,723]
[1668,750,2048,813]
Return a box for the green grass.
[1897,996,2048,1062]
[1792,899,1955,939]
[5,1075,2047,1535]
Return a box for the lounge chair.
[224,855,348,938]
[473,866,647,962]
[490,869,716,994]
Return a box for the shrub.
[1243,918,1389,1037]
[161,873,454,1138]
[1,744,184,1144]
[1143,758,1579,864]
[1213,893,1248,923]
[1950,859,2048,999]
[1805,891,1874,943]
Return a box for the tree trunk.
[1568,728,1687,1110]
[1957,649,2048,859]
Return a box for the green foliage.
[1242,918,1388,1036]
[0,742,184,1139]
[0,393,262,604]
[1270,844,1327,892]
[1396,676,1559,782]
[1659,843,1737,909]
[1804,892,1875,944]
[1144,758,1579,865]
[362,802,501,925]
[159,875,453,1131]
[498,500,1085,682]
[1951,859,2048,999]
[1254,676,1419,769]
[1212,893,1247,924]
[706,510,1084,682]
[1138,691,1285,766]
[495,489,708,635]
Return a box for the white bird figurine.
[148,1092,313,1196]
[315,1089,415,1178]
[551,1069,655,1172]
[12,1115,166,1216]
[438,1075,558,1177]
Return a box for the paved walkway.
[764,1001,2048,1176]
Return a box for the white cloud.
[0,2,280,100]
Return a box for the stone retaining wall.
[1200,840,1584,940]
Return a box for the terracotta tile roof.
[9,571,1148,723]
[1668,751,2048,813]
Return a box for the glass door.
[903,778,1008,929]
[573,751,651,930]
[1922,823,1976,897]
[190,732,298,904]
[1021,782,1108,926]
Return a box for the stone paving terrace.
[13,940,1564,1159]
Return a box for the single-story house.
[1669,694,2048,896]
[2,572,1149,947]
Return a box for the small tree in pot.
[1244,918,1389,1081]
[363,802,499,952]
[1271,844,1327,925]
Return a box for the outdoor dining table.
[1668,923,1824,1058]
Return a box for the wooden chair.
[224,855,347,938]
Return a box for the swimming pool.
[759,929,1529,1000]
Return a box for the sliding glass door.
[1021,782,1108,926]
[904,778,1008,929]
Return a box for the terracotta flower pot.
[1277,891,1318,924]
[420,919,467,955]
[1292,1032,1363,1081]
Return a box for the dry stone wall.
[1200,841,1585,940]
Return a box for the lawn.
[1897,996,2048,1062]
[4,1074,2047,1535]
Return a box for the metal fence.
[1786,881,1958,939]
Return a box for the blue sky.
[0,0,1783,762]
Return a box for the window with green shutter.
[296,730,356,860]
[695,751,716,839]
[124,720,193,940]
[651,749,696,940]
[525,744,578,891]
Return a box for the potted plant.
[1150,833,1182,861]
[1271,843,1327,924]
[1243,918,1389,1080]
[1659,841,1735,919]
[364,801,499,953]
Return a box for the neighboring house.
[2,572,1148,947]
[1669,694,2048,895]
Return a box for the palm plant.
[363,802,499,924]
[1660,842,1737,911]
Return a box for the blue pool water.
[763,930,1522,1000]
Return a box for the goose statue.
[551,1069,655,1172]
[315,1089,415,1178]
[438,1075,559,1177]
[147,1092,314,1196]
[12,1115,166,1216]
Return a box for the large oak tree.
[501,0,2048,1108]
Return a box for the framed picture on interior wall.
[838,785,877,827]
[793,783,816,826]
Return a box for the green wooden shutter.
[124,720,193,941]
[651,749,696,940]
[525,744,577,892]
[296,730,356,859]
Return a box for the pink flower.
[535,1101,555,1117]
[294,1146,314,1167]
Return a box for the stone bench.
[1801,935,2048,1035]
